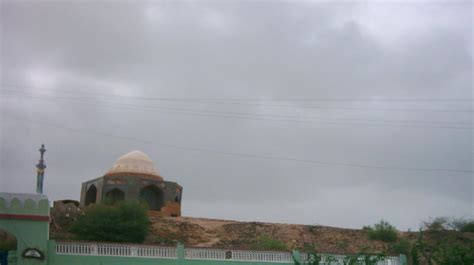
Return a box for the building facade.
[79,151,182,216]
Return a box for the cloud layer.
[1,0,472,230]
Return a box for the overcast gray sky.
[0,0,472,231]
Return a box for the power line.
[2,113,472,174]
[2,91,472,130]
[6,89,470,124]
[2,83,472,102]
[1,85,472,113]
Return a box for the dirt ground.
[146,215,392,254]
[49,207,473,258]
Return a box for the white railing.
[135,245,177,258]
[56,242,401,264]
[56,242,177,259]
[185,247,228,260]
[231,250,294,263]
[185,247,294,263]
[380,256,402,265]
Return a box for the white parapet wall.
[55,241,403,264]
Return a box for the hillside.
[0,203,470,264]
[50,207,473,257]
[51,214,395,253]
[145,215,393,254]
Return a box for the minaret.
[36,144,47,194]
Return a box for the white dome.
[106,150,161,178]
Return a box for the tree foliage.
[70,202,150,243]
[423,217,474,233]
[390,238,411,255]
[422,217,449,232]
[412,227,474,265]
[460,222,474,233]
[364,220,398,242]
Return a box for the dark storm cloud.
[0,0,472,230]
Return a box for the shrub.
[308,224,321,234]
[432,243,474,265]
[460,221,474,232]
[251,236,288,251]
[412,227,474,265]
[423,217,474,233]
[390,239,411,254]
[365,220,398,242]
[448,218,467,231]
[423,217,449,232]
[70,202,150,243]
[448,218,474,232]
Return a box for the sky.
[0,0,472,231]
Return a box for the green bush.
[412,227,474,265]
[390,239,411,254]
[365,220,398,242]
[432,243,474,265]
[423,217,449,232]
[70,202,150,243]
[251,236,288,251]
[460,221,474,232]
[423,217,474,233]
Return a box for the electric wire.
[1,91,472,130]
[1,85,472,113]
[2,83,472,102]
[2,113,472,174]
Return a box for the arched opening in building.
[0,229,17,265]
[139,185,164,211]
[85,185,97,206]
[105,188,125,204]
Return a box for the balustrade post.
[174,244,184,265]
[91,244,98,255]
[131,246,138,256]
[399,254,407,265]
[292,250,301,264]
[177,243,185,260]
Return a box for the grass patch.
[251,235,287,251]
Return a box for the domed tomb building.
[79,151,182,216]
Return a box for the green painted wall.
[0,194,49,265]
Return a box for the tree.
[70,202,150,243]
[364,220,398,242]
[422,217,449,232]
[412,227,474,265]
[460,222,474,232]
